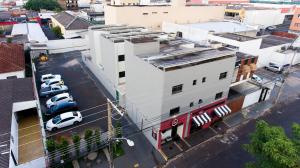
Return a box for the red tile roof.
[0,42,25,74]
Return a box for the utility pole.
[273,46,298,104]
[107,98,114,168]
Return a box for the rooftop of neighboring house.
[11,23,48,43]
[0,77,35,168]
[52,11,92,30]
[184,21,256,33]
[226,4,274,10]
[236,52,257,61]
[260,35,294,49]
[0,34,28,43]
[215,33,257,42]
[0,42,25,74]
[0,11,11,21]
[90,25,165,43]
[134,38,235,71]
[231,81,261,95]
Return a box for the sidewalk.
[223,100,273,128]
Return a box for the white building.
[162,21,258,43]
[0,43,25,79]
[11,23,48,43]
[0,78,45,168]
[208,33,299,67]
[84,25,165,104]
[124,36,236,148]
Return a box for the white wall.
[9,113,18,168]
[161,55,236,118]
[162,22,209,42]
[47,38,88,54]
[244,9,285,27]
[242,89,262,108]
[0,70,25,80]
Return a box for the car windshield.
[52,115,61,124]
[51,96,58,102]
[73,112,78,116]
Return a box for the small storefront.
[157,113,188,149]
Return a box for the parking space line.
[174,142,183,152]
[158,149,168,161]
[181,138,191,148]
[222,121,231,128]
[209,127,218,134]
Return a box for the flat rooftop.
[215,33,257,42]
[90,25,165,43]
[231,81,261,95]
[260,35,294,49]
[186,21,256,33]
[236,52,257,61]
[138,38,235,71]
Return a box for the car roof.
[54,92,69,98]
[42,74,53,77]
[60,112,75,119]
[48,78,61,83]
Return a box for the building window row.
[119,71,125,78]
[172,84,183,94]
[118,55,125,62]
[219,72,227,80]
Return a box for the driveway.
[34,51,109,139]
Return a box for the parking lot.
[254,67,283,82]
[34,51,110,139]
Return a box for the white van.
[265,62,283,73]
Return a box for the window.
[198,99,203,104]
[215,92,223,100]
[163,12,168,14]
[6,76,17,79]
[172,84,183,94]
[169,107,180,116]
[118,55,125,62]
[219,72,227,80]
[251,57,256,63]
[202,77,206,83]
[235,60,241,67]
[152,12,157,14]
[143,13,148,15]
[119,71,125,78]
[190,102,194,107]
[193,80,197,85]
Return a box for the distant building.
[186,0,249,5]
[11,23,48,43]
[104,0,226,30]
[289,8,300,32]
[0,42,25,79]
[224,4,286,28]
[51,11,91,38]
[162,21,257,42]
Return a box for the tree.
[24,0,61,11]
[57,137,69,160]
[72,134,81,155]
[46,139,56,153]
[6,37,12,43]
[292,123,300,154]
[51,26,63,38]
[84,129,93,152]
[94,129,101,147]
[243,120,300,168]
[115,121,122,138]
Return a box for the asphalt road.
[166,66,300,168]
[35,51,109,139]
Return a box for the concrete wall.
[9,113,18,167]
[104,5,225,30]
[242,89,262,108]
[243,9,285,27]
[125,41,164,147]
[0,70,25,80]
[162,22,210,42]
[47,38,88,54]
[161,55,236,120]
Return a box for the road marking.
[158,149,168,161]
[174,142,183,152]
[181,138,191,148]
[209,127,218,134]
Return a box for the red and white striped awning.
[214,105,231,117]
[192,112,211,127]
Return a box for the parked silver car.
[46,93,73,108]
[40,74,61,83]
[40,85,68,97]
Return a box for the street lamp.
[108,137,134,168]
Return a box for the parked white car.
[41,74,61,83]
[46,93,73,108]
[251,74,263,83]
[265,62,283,73]
[41,78,64,88]
[46,111,82,131]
